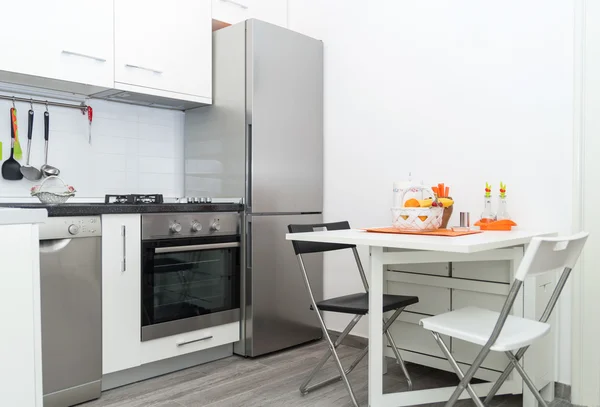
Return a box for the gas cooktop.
[0,196,243,217]
[104,194,227,205]
[105,194,165,204]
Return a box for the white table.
[286,229,555,407]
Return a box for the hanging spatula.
[11,107,22,160]
[2,109,23,180]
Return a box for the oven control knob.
[170,222,182,233]
[191,221,202,232]
[68,224,80,235]
[210,221,221,232]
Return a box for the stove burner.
[105,194,164,204]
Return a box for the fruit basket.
[391,186,444,231]
[31,176,76,204]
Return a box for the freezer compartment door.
[247,20,324,213]
[245,213,323,356]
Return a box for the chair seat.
[316,293,418,315]
[420,307,551,352]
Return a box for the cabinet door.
[102,214,142,374]
[114,0,212,99]
[140,322,239,364]
[0,0,113,88]
[250,0,288,28]
[0,225,43,406]
[212,0,249,25]
[387,280,450,315]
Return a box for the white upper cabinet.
[0,0,212,106]
[0,0,114,89]
[213,0,288,28]
[114,0,212,103]
[212,0,250,25]
[250,0,288,27]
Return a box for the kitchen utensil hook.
[45,101,48,112]
[12,98,15,108]
[30,99,34,110]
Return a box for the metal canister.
[460,212,470,228]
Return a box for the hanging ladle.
[40,104,60,177]
[20,101,42,180]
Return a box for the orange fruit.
[418,215,428,221]
[404,198,420,208]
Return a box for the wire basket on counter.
[391,186,444,231]
[31,176,76,204]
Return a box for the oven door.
[141,235,241,342]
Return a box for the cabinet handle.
[176,335,213,347]
[61,50,107,62]
[121,225,127,272]
[125,64,163,74]
[220,0,249,9]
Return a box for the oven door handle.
[155,242,240,254]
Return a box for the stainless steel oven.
[141,212,241,342]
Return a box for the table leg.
[369,246,384,407]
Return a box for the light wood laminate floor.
[81,341,571,407]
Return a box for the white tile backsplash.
[0,96,184,200]
[138,122,175,142]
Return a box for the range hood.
[91,88,209,111]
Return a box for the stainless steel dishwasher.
[39,216,102,407]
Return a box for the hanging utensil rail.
[0,94,87,114]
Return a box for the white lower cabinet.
[452,260,511,283]
[102,214,240,376]
[387,280,450,315]
[388,312,447,358]
[141,322,240,364]
[102,214,142,374]
[385,247,528,382]
[0,224,43,407]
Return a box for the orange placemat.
[365,227,482,237]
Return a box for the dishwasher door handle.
[121,225,127,272]
[39,238,72,253]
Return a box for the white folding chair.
[420,232,588,407]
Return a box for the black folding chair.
[288,221,419,407]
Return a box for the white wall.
[290,0,575,384]
[0,90,184,201]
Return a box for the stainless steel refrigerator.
[184,19,324,357]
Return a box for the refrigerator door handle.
[246,219,252,268]
[246,123,252,209]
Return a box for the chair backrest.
[288,221,355,255]
[514,232,589,281]
[477,232,588,354]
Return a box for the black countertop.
[0,202,244,217]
